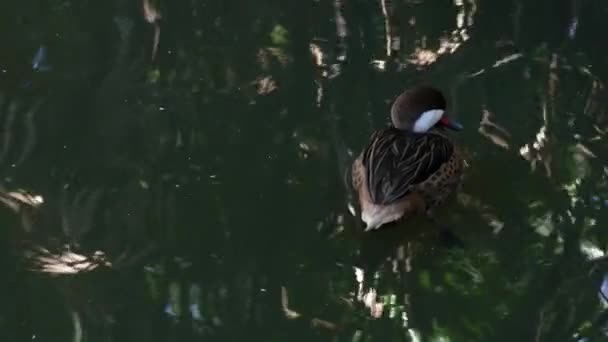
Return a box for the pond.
[0,0,607,341]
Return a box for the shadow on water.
[1,0,608,341]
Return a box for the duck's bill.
[439,116,463,131]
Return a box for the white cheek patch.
[412,109,444,133]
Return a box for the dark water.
[1,0,608,341]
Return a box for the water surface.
[1,0,608,341]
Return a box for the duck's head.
[390,86,463,133]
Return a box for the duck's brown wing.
[362,128,453,205]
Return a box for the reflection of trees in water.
[0,0,607,341]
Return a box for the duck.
[352,85,465,231]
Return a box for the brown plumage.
[352,86,465,231]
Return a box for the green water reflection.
[1,0,608,341]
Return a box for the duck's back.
[362,128,453,204]
[352,128,463,230]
